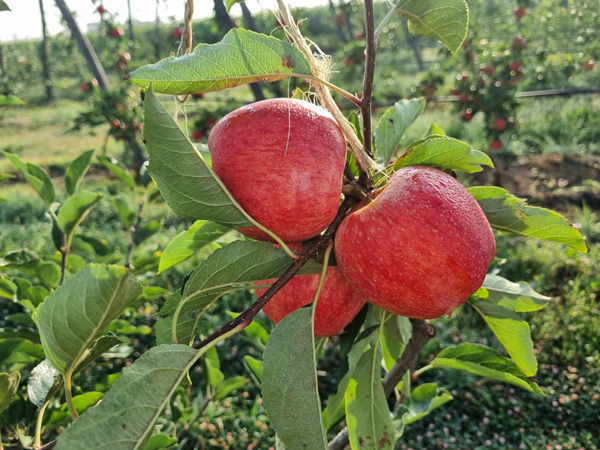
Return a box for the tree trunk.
[328,0,348,42]
[240,2,257,32]
[38,0,54,102]
[127,0,135,43]
[54,0,110,90]
[213,0,264,101]
[339,0,355,39]
[0,44,7,83]
[154,0,161,61]
[127,134,147,173]
[401,20,424,71]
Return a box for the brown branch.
[38,441,56,450]
[193,197,358,351]
[361,0,376,160]
[328,319,436,450]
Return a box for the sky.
[0,0,329,42]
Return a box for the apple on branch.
[208,99,347,242]
[335,166,496,319]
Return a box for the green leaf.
[72,235,110,256]
[155,312,197,346]
[33,264,142,375]
[262,308,328,450]
[111,194,138,228]
[0,277,16,300]
[0,254,61,289]
[478,274,550,312]
[225,0,244,11]
[468,186,588,253]
[27,359,62,408]
[323,329,374,431]
[430,343,543,395]
[345,345,395,450]
[215,376,248,401]
[0,173,14,185]
[47,253,87,274]
[205,358,225,389]
[13,277,50,310]
[53,345,198,450]
[393,136,493,173]
[425,123,446,136]
[381,314,412,371]
[143,87,256,229]
[65,150,95,196]
[0,371,20,414]
[144,434,178,450]
[0,1,11,13]
[401,383,453,425]
[160,241,319,316]
[57,190,103,247]
[394,0,469,54]
[0,338,44,364]
[45,392,104,430]
[374,98,425,164]
[130,29,312,95]
[158,221,230,274]
[469,301,537,376]
[97,155,136,190]
[2,151,55,205]
[243,355,263,385]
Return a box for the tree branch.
[328,318,436,450]
[193,197,358,351]
[361,0,376,161]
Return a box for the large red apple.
[335,166,496,319]
[255,245,366,337]
[208,99,346,242]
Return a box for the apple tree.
[0,0,590,449]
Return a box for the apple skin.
[493,118,507,132]
[335,166,496,319]
[584,60,595,71]
[490,139,504,150]
[255,246,366,337]
[209,98,346,242]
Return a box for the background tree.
[38,0,54,102]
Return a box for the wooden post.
[38,0,54,102]
[54,0,110,90]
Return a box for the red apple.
[512,37,526,51]
[80,82,90,92]
[584,59,595,71]
[458,93,468,103]
[97,5,106,14]
[343,56,355,67]
[423,85,436,95]
[334,14,347,27]
[514,6,526,18]
[109,27,124,38]
[208,99,346,242]
[493,118,507,132]
[191,129,204,141]
[335,166,496,319]
[192,93,204,99]
[110,119,121,129]
[481,66,494,76]
[509,61,522,72]
[490,139,504,150]
[119,52,131,63]
[451,88,459,95]
[172,27,183,40]
[255,245,366,337]
[460,111,473,122]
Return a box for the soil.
[469,153,600,212]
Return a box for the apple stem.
[192,197,358,351]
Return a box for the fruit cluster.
[208,99,496,336]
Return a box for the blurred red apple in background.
[209,98,346,242]
[509,61,522,72]
[255,244,366,337]
[335,166,496,319]
[97,5,106,14]
[460,111,473,122]
[514,6,526,18]
[490,139,504,149]
[109,27,124,38]
[584,60,595,71]
[493,117,507,131]
[191,129,204,141]
[172,27,183,39]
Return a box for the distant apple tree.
[0,0,589,449]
